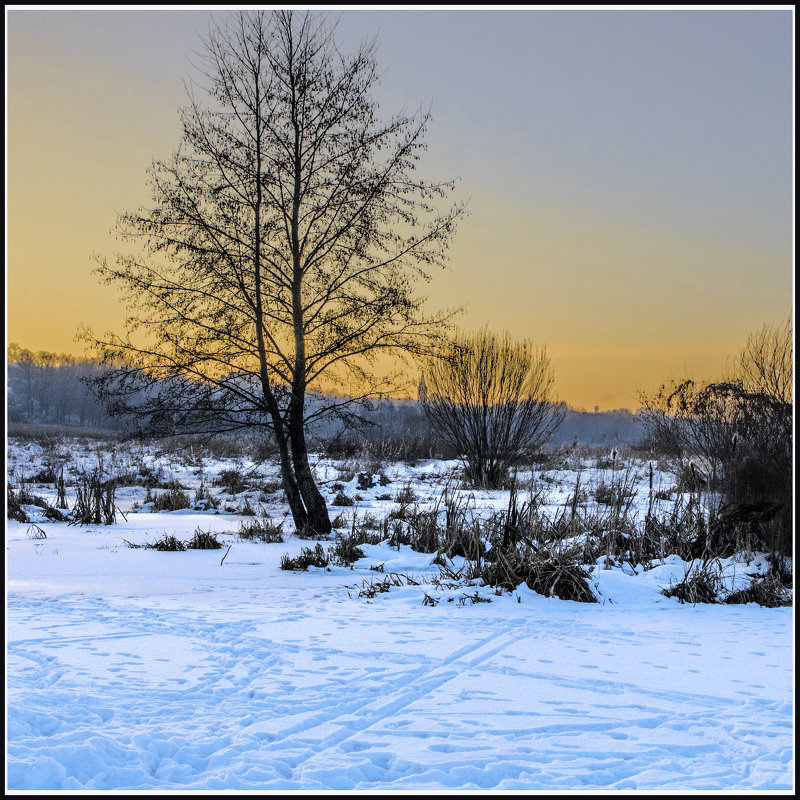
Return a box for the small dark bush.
[329,535,366,567]
[724,571,792,608]
[151,487,191,512]
[7,487,30,522]
[30,467,58,484]
[661,560,721,604]
[332,490,354,507]
[214,468,248,494]
[357,472,375,490]
[238,518,284,543]
[653,488,675,501]
[147,534,186,551]
[330,512,349,528]
[280,543,329,571]
[186,528,223,549]
[238,496,257,516]
[477,547,598,603]
[109,471,145,487]
[394,484,417,505]
[594,482,629,506]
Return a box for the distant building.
[417,372,428,404]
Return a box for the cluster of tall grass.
[319,463,791,606]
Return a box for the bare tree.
[639,315,793,554]
[84,10,463,535]
[727,314,793,447]
[421,328,564,488]
[636,377,738,491]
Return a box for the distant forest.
[6,345,644,448]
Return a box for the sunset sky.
[6,7,794,410]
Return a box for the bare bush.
[640,316,793,555]
[422,328,564,488]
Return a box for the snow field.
[5,438,795,790]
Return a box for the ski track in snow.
[7,588,793,791]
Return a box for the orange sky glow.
[6,8,794,411]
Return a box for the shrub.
[394,483,417,505]
[330,512,349,529]
[594,482,625,506]
[238,496,257,516]
[30,466,58,484]
[639,317,792,556]
[421,327,564,488]
[653,487,675,501]
[7,486,31,522]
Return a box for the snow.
[5,438,795,791]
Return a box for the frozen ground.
[5,437,795,791]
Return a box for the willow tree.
[85,10,462,535]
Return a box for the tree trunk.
[288,392,332,536]
[272,416,309,533]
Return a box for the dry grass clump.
[351,572,418,599]
[185,528,223,550]
[149,484,191,512]
[477,547,597,603]
[329,535,367,567]
[724,558,792,607]
[661,559,722,604]
[280,543,329,571]
[7,485,35,522]
[237,518,284,543]
[394,483,418,506]
[332,489,355,507]
[71,471,117,525]
[146,534,187,551]
[213,468,249,494]
[724,572,792,608]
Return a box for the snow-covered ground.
[5,437,795,791]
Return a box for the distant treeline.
[316,399,644,454]
[6,345,644,447]
[7,345,122,429]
